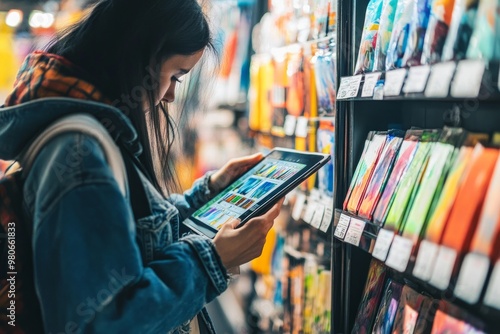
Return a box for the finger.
[227,153,264,169]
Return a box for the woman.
[0,0,282,333]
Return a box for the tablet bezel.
[182,148,331,239]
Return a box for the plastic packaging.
[441,0,480,61]
[466,0,500,60]
[386,0,417,69]
[373,0,399,71]
[317,121,335,197]
[421,0,457,64]
[372,279,404,334]
[313,43,336,115]
[402,0,433,66]
[354,0,384,74]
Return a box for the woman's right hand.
[212,198,284,269]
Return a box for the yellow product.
[250,226,277,275]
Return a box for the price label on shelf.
[425,61,456,98]
[385,235,413,272]
[310,204,325,229]
[344,218,366,247]
[412,240,439,281]
[319,198,334,232]
[334,213,351,239]
[451,59,486,98]
[372,228,394,261]
[384,69,407,97]
[402,65,431,93]
[454,253,490,304]
[361,73,382,97]
[429,245,458,290]
[283,115,297,136]
[291,193,307,221]
[337,75,362,100]
[303,201,317,224]
[295,117,309,138]
[484,260,500,310]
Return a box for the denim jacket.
[0,98,228,333]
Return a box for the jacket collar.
[0,97,142,160]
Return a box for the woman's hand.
[209,153,264,194]
[212,198,284,269]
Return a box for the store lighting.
[29,11,54,29]
[6,9,23,28]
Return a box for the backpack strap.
[20,113,152,219]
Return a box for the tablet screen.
[184,148,330,238]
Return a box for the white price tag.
[385,235,413,272]
[412,240,439,281]
[454,253,490,304]
[344,218,366,247]
[372,228,394,261]
[429,246,458,290]
[484,260,500,310]
[425,61,456,98]
[383,69,407,96]
[451,59,486,98]
[319,199,334,232]
[291,193,307,221]
[337,75,362,100]
[310,204,325,229]
[283,115,297,136]
[303,201,317,224]
[403,65,431,93]
[295,117,309,138]
[334,213,350,239]
[361,73,382,97]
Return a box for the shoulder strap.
[21,113,152,219]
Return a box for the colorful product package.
[402,0,433,66]
[354,0,384,74]
[286,49,305,117]
[466,0,500,60]
[384,130,440,232]
[314,270,332,333]
[351,260,387,334]
[304,45,318,119]
[386,0,417,69]
[271,52,288,136]
[414,297,438,333]
[468,152,500,258]
[317,121,335,197]
[373,0,399,71]
[358,130,405,220]
[346,133,388,214]
[439,144,499,257]
[402,128,464,244]
[373,130,422,226]
[391,285,430,334]
[313,43,336,115]
[371,279,404,334]
[343,132,375,210]
[421,0,457,64]
[430,301,486,333]
[303,256,319,334]
[441,0,480,61]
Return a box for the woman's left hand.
[209,152,264,194]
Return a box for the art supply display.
[354,0,384,74]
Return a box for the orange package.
[440,144,499,253]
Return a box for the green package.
[384,130,440,232]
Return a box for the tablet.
[183,148,331,238]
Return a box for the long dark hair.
[47,0,214,195]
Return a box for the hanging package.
[354,0,385,74]
[386,0,417,69]
[373,0,399,71]
[402,0,433,66]
[466,0,500,60]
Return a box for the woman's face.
[157,50,204,105]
